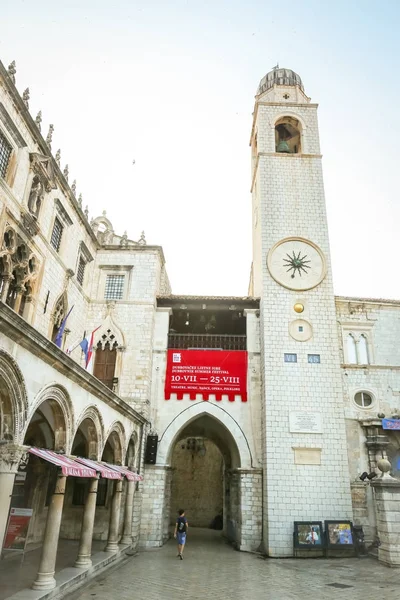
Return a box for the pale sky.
[1,0,399,298]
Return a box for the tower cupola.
[256,67,304,96]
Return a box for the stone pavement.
[65,529,400,600]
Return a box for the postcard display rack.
[293,521,355,558]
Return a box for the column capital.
[0,444,29,475]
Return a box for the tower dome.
[257,67,304,96]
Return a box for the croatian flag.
[54,306,74,348]
[80,326,101,372]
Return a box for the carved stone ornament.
[21,210,40,238]
[35,111,42,131]
[55,149,61,166]
[138,231,146,245]
[63,164,69,181]
[29,153,57,192]
[46,124,54,149]
[0,444,29,475]
[71,180,77,195]
[22,88,30,109]
[120,231,128,247]
[7,61,16,83]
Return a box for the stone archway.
[103,422,126,465]
[157,402,252,469]
[140,405,261,552]
[0,349,28,443]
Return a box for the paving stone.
[66,529,400,600]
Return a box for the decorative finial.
[102,210,107,216]
[63,164,69,181]
[138,230,146,245]
[55,149,61,166]
[46,124,54,149]
[120,231,128,247]
[272,63,279,70]
[84,205,89,219]
[78,193,82,207]
[35,110,42,131]
[22,88,30,109]
[71,180,77,195]
[7,61,16,83]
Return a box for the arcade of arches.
[0,350,143,593]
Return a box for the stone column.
[105,480,123,552]
[74,477,99,568]
[0,445,28,551]
[120,478,135,545]
[32,473,67,590]
[370,459,400,567]
[13,285,25,315]
[0,274,13,302]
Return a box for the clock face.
[267,238,326,291]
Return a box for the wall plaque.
[293,448,322,465]
[289,411,322,434]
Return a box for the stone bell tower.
[250,67,353,556]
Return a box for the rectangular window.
[284,353,297,363]
[50,217,64,251]
[308,354,321,364]
[77,256,86,285]
[0,129,12,178]
[104,274,125,300]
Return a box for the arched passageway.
[169,415,240,539]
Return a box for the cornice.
[0,301,148,425]
[0,61,100,247]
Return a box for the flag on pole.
[80,326,101,372]
[65,337,83,355]
[54,306,74,348]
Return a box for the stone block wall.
[170,440,223,528]
[253,98,353,556]
[238,469,263,552]
[139,465,170,548]
[371,479,400,567]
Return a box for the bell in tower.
[275,119,301,154]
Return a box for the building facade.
[0,58,399,593]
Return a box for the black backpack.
[177,518,186,533]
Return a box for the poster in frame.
[294,521,324,548]
[325,520,354,547]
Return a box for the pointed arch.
[157,403,252,469]
[346,333,357,364]
[0,349,28,443]
[94,313,126,349]
[93,314,125,390]
[50,291,68,342]
[358,334,369,365]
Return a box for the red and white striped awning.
[74,457,122,479]
[102,462,143,482]
[29,448,97,478]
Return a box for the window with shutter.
[93,341,117,389]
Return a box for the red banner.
[165,349,248,402]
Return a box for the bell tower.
[250,68,353,556]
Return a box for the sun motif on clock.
[283,250,311,279]
[267,238,326,291]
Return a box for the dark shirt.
[176,516,187,533]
